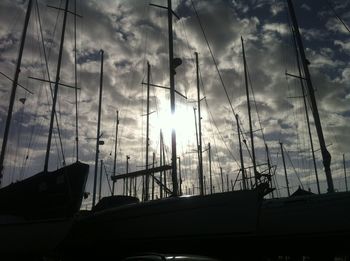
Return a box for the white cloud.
[0,0,349,198]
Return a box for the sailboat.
[60,0,265,259]
[257,0,350,255]
[60,0,350,259]
[0,0,89,255]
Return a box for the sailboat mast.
[287,0,334,193]
[126,155,130,195]
[44,0,70,172]
[178,156,182,195]
[152,153,155,199]
[112,110,119,196]
[208,142,212,194]
[167,0,179,196]
[193,107,201,194]
[344,154,348,192]
[74,0,79,161]
[291,29,320,194]
[280,142,290,197]
[99,159,103,201]
[145,61,151,201]
[241,36,258,185]
[235,114,247,190]
[195,52,204,195]
[220,167,224,193]
[92,49,104,207]
[265,143,274,198]
[159,130,163,198]
[0,0,33,184]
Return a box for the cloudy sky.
[0,0,349,205]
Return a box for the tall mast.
[44,0,70,172]
[208,142,212,194]
[159,130,163,199]
[74,0,79,161]
[193,107,201,194]
[99,159,103,201]
[167,0,178,196]
[235,114,247,190]
[287,0,334,193]
[195,52,204,195]
[0,0,33,185]
[344,154,348,192]
[161,130,167,197]
[126,155,130,195]
[291,29,320,194]
[280,142,290,197]
[92,49,104,207]
[112,110,119,196]
[220,167,224,193]
[178,156,182,195]
[241,36,258,185]
[265,143,274,198]
[145,62,151,201]
[152,152,155,200]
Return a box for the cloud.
[0,0,349,200]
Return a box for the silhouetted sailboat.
[0,0,89,255]
[61,0,350,259]
[257,0,350,255]
[60,0,265,259]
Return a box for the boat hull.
[62,190,260,258]
[257,191,350,254]
[0,217,73,255]
[0,161,89,219]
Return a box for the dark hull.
[61,190,261,259]
[256,191,350,255]
[60,190,350,260]
[0,161,89,220]
[0,217,73,255]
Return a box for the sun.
[151,102,197,151]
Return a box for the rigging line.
[74,0,79,161]
[289,20,311,178]
[149,69,161,154]
[19,54,47,177]
[285,8,310,177]
[44,0,63,65]
[141,0,150,78]
[246,63,266,145]
[35,0,66,165]
[21,10,56,174]
[191,0,237,119]
[325,0,350,34]
[283,143,304,189]
[191,7,256,161]
[286,75,302,173]
[197,65,239,167]
[14,96,27,181]
[174,2,192,97]
[103,162,112,195]
[203,98,239,167]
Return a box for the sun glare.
[151,102,196,149]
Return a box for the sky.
[0,0,349,206]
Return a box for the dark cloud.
[0,0,349,200]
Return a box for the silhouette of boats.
[61,0,350,259]
[0,0,89,255]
